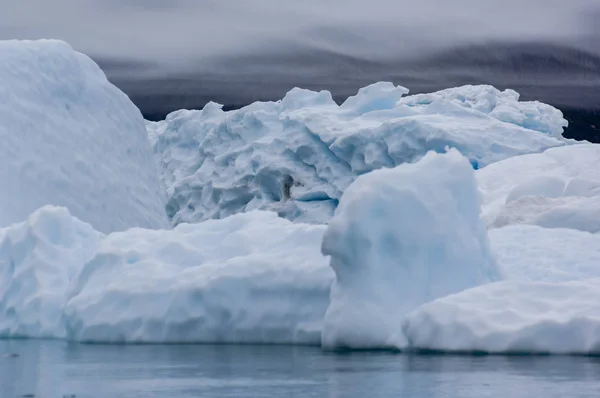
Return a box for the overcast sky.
[2,0,599,75]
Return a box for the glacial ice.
[1,149,600,352]
[0,40,169,233]
[0,207,103,338]
[0,206,332,343]
[148,83,569,226]
[2,38,599,354]
[402,224,600,354]
[490,225,600,283]
[404,279,600,355]
[478,144,600,233]
[64,211,332,344]
[320,149,501,350]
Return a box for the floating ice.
[404,279,600,355]
[490,225,600,283]
[62,211,332,344]
[478,144,600,232]
[0,40,169,233]
[0,207,332,343]
[148,83,568,226]
[320,149,500,350]
[0,206,102,338]
[403,224,600,354]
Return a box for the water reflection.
[1,340,600,398]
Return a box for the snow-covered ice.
[402,224,600,354]
[478,144,600,233]
[2,38,599,353]
[0,206,331,343]
[148,83,568,226]
[0,40,169,233]
[490,225,600,283]
[404,279,600,355]
[64,211,331,344]
[0,206,103,338]
[1,152,599,351]
[320,149,501,350]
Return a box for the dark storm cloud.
[2,0,599,74]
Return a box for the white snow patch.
[0,39,168,233]
[320,149,500,350]
[148,83,568,225]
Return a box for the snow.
[478,144,600,232]
[0,40,169,233]
[320,149,501,350]
[0,206,332,343]
[148,83,568,226]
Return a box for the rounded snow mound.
[320,149,501,350]
[64,211,332,344]
[148,82,569,226]
[478,144,600,233]
[0,40,168,233]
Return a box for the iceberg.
[0,207,103,338]
[478,144,600,233]
[2,38,599,353]
[148,83,569,226]
[0,40,169,233]
[64,210,332,344]
[404,279,600,355]
[320,149,501,350]
[403,225,600,354]
[0,205,331,343]
[491,225,600,283]
[1,153,599,349]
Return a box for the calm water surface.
[1,340,600,397]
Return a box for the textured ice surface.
[63,211,331,344]
[148,83,568,225]
[1,208,599,349]
[320,149,500,350]
[0,40,168,233]
[0,40,595,350]
[0,207,103,338]
[0,207,332,343]
[478,144,600,232]
[403,224,600,354]
[404,279,600,355]
[490,225,600,283]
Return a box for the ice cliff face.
[148,82,569,226]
